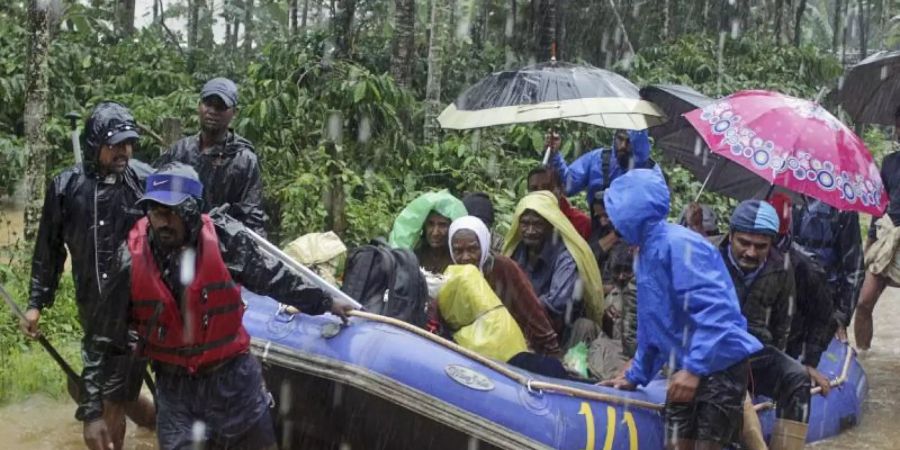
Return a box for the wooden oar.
[0,283,85,403]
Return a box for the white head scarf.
[448,215,491,270]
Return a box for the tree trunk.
[117,0,136,35]
[302,0,309,27]
[832,0,843,52]
[160,118,183,151]
[859,0,869,58]
[793,0,807,45]
[390,0,416,88]
[774,0,784,43]
[199,0,214,50]
[424,0,450,144]
[23,0,52,241]
[153,0,159,21]
[335,0,357,57]
[533,0,556,61]
[188,0,199,50]
[663,0,670,39]
[243,0,254,56]
[290,0,298,34]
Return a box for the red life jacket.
[129,215,248,373]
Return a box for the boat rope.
[345,310,855,413]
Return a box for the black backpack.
[341,239,429,328]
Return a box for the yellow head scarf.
[502,191,605,325]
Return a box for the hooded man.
[155,77,268,236]
[388,190,467,274]
[600,169,762,450]
[21,102,156,450]
[721,200,812,450]
[548,129,662,210]
[91,163,355,450]
[503,191,605,338]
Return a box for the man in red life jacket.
[87,162,355,450]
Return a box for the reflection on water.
[2,290,899,449]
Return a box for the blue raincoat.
[550,130,660,206]
[604,169,762,386]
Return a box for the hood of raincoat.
[438,264,527,361]
[502,191,605,324]
[612,129,652,168]
[81,102,140,176]
[604,169,669,245]
[388,190,468,249]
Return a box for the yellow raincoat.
[502,190,606,326]
[438,265,528,361]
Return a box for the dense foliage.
[0,0,885,402]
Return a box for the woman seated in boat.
[447,215,562,357]
[437,263,575,379]
[388,190,468,274]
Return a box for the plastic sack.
[563,342,589,378]
[438,265,527,362]
[388,190,467,250]
[282,231,347,285]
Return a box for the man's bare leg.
[124,395,156,430]
[854,271,888,350]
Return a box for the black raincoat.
[79,210,330,422]
[783,241,834,367]
[154,132,267,236]
[26,102,152,421]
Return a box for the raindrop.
[357,115,371,143]
[339,442,352,450]
[799,62,806,78]
[600,31,609,53]
[668,348,677,373]
[631,2,641,18]
[322,39,336,67]
[327,111,343,144]
[619,51,634,71]
[730,19,740,39]
[701,151,709,167]
[504,12,514,38]
[279,380,292,415]
[764,307,772,326]
[191,421,207,449]
[471,129,482,152]
[881,65,890,81]
[837,76,845,91]
[613,27,622,46]
[180,248,197,286]
[551,230,560,246]
[364,167,375,185]
[693,137,703,157]
[728,0,735,5]
[467,436,481,450]
[573,278,584,302]
[486,153,499,178]
[682,325,690,347]
[717,32,726,94]
[332,382,344,408]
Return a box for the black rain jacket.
[154,132,267,236]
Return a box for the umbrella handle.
[541,147,551,165]
[694,158,721,203]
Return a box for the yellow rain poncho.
[502,190,606,326]
[388,190,468,250]
[438,265,528,362]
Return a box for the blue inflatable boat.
[243,291,867,450]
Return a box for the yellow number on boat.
[579,402,596,450]
[602,406,617,450]
[579,402,639,450]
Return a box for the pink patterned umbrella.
[683,90,887,216]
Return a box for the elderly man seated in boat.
[600,169,762,450]
[503,190,605,346]
[388,190,468,274]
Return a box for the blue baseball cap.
[730,200,780,237]
[138,165,204,207]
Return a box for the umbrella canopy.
[684,90,887,216]
[641,84,786,200]
[836,50,900,126]
[438,61,665,130]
